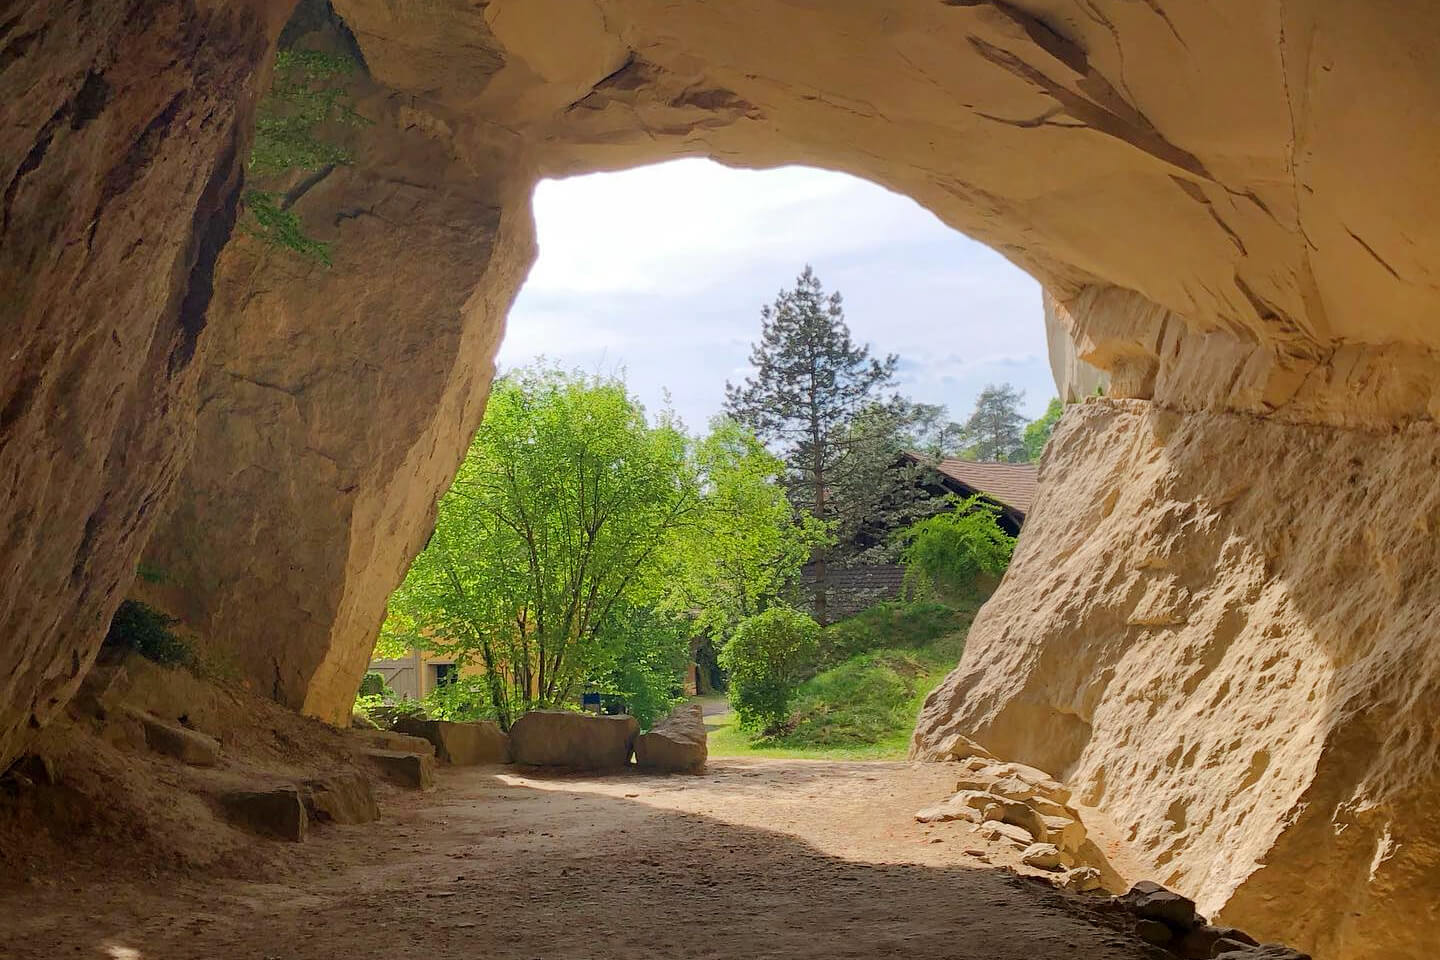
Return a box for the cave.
[3,2,1438,958]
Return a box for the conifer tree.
[724,266,897,623]
[960,383,1029,462]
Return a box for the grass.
[707,595,985,761]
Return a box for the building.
[902,453,1037,536]
[799,455,1038,621]
[367,647,484,701]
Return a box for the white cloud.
[499,159,1055,426]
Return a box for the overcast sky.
[497,159,1053,432]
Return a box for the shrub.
[103,600,191,666]
[358,671,388,697]
[718,606,820,732]
[783,651,928,748]
[897,495,1015,599]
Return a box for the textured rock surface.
[0,0,283,775]
[635,703,707,773]
[141,0,1440,727]
[510,711,639,770]
[3,4,1439,955]
[914,398,1440,959]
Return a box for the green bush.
[897,495,1015,599]
[103,600,191,666]
[783,651,930,748]
[718,606,820,732]
[358,671,388,697]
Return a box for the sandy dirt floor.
[3,758,1162,960]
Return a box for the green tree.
[725,266,898,623]
[960,383,1029,462]
[666,418,823,640]
[897,496,1016,599]
[827,399,963,564]
[1022,397,1064,461]
[717,606,821,732]
[383,367,700,727]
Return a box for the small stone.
[981,820,1034,846]
[1135,919,1173,945]
[1060,866,1103,892]
[1020,842,1064,870]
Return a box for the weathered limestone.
[509,711,639,770]
[136,712,221,767]
[634,704,707,773]
[364,749,435,790]
[302,772,380,824]
[914,398,1440,959]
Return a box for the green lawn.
[702,597,981,761]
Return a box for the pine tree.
[961,383,1029,462]
[724,266,897,623]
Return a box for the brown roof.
[906,454,1038,516]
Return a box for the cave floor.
[5,758,1157,959]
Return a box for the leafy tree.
[1023,397,1064,461]
[897,496,1016,599]
[960,383,1028,462]
[725,266,898,622]
[383,367,700,728]
[717,606,821,732]
[666,418,823,640]
[382,368,809,728]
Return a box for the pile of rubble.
[914,734,1310,959]
[914,739,1104,893]
[1104,881,1310,960]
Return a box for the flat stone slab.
[351,728,436,757]
[136,711,220,766]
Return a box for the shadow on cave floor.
[3,758,1156,960]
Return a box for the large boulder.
[508,711,638,771]
[394,718,511,765]
[634,704,707,773]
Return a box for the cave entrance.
[358,157,1053,748]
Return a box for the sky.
[497,158,1053,432]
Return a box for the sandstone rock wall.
[138,53,538,717]
[141,0,1440,727]
[914,396,1440,959]
[0,0,287,769]
[4,5,1440,955]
